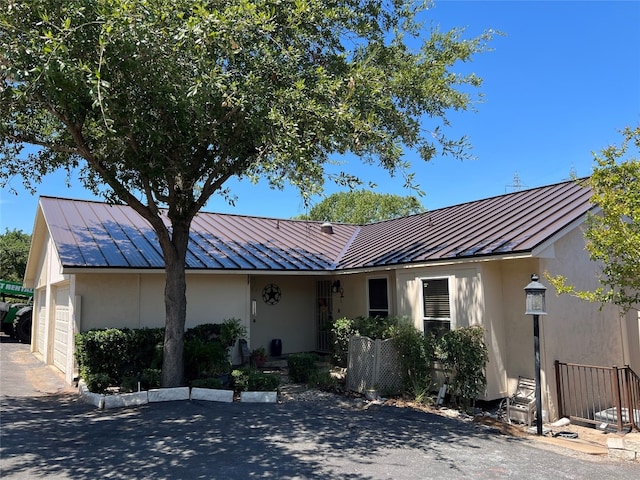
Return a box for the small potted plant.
[251,347,268,368]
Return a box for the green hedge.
[75,327,164,389]
[287,353,319,383]
[75,322,240,391]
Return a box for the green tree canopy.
[296,189,425,224]
[549,126,640,313]
[1,0,492,386]
[0,228,31,283]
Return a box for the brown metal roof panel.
[336,179,593,268]
[40,198,87,266]
[100,204,164,267]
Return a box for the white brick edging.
[78,381,105,409]
[148,387,190,403]
[103,390,149,409]
[191,387,234,403]
[240,391,277,403]
[78,381,279,408]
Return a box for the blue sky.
[1,0,639,233]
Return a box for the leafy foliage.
[1,0,492,386]
[436,326,488,410]
[548,126,640,312]
[0,229,31,282]
[328,316,396,366]
[287,353,320,383]
[295,190,425,224]
[75,327,164,386]
[231,367,280,392]
[390,320,435,399]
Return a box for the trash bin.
[271,338,282,357]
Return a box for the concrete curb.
[78,382,277,408]
[191,387,234,402]
[241,391,277,403]
[148,387,190,403]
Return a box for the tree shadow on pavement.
[0,393,525,479]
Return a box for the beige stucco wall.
[540,226,627,420]
[395,263,512,400]
[249,275,317,355]
[74,272,250,331]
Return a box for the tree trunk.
[160,220,190,387]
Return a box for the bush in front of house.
[287,352,320,383]
[75,321,242,391]
[75,327,164,388]
[120,368,162,393]
[436,325,488,411]
[231,367,280,392]
[390,319,435,401]
[328,316,396,367]
[183,337,230,382]
[329,316,489,408]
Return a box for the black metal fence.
[555,360,640,432]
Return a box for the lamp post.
[524,274,547,436]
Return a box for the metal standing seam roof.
[336,179,594,269]
[38,178,594,272]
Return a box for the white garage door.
[53,287,70,373]
[37,290,46,356]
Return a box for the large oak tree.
[1,0,491,386]
[295,189,425,224]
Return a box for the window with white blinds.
[422,278,451,338]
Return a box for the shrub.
[220,318,247,347]
[231,368,280,392]
[184,323,222,343]
[75,328,131,381]
[287,353,319,383]
[120,368,162,393]
[184,337,230,381]
[308,368,339,392]
[329,317,357,367]
[248,369,280,391]
[84,373,112,394]
[329,316,396,367]
[436,326,488,411]
[190,377,225,389]
[75,327,164,387]
[391,320,435,399]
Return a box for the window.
[422,278,451,338]
[368,277,389,317]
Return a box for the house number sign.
[262,283,281,305]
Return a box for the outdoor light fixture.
[332,280,341,293]
[525,274,547,316]
[524,274,547,436]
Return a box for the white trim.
[420,275,454,332]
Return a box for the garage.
[53,286,69,374]
[36,290,46,357]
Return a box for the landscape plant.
[231,367,280,392]
[436,325,488,411]
[287,353,320,383]
[390,319,435,401]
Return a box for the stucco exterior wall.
[541,226,627,420]
[395,264,515,398]
[249,275,317,354]
[74,273,250,331]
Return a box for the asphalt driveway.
[1,337,637,479]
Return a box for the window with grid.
[422,278,451,338]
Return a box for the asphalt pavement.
[1,336,638,479]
